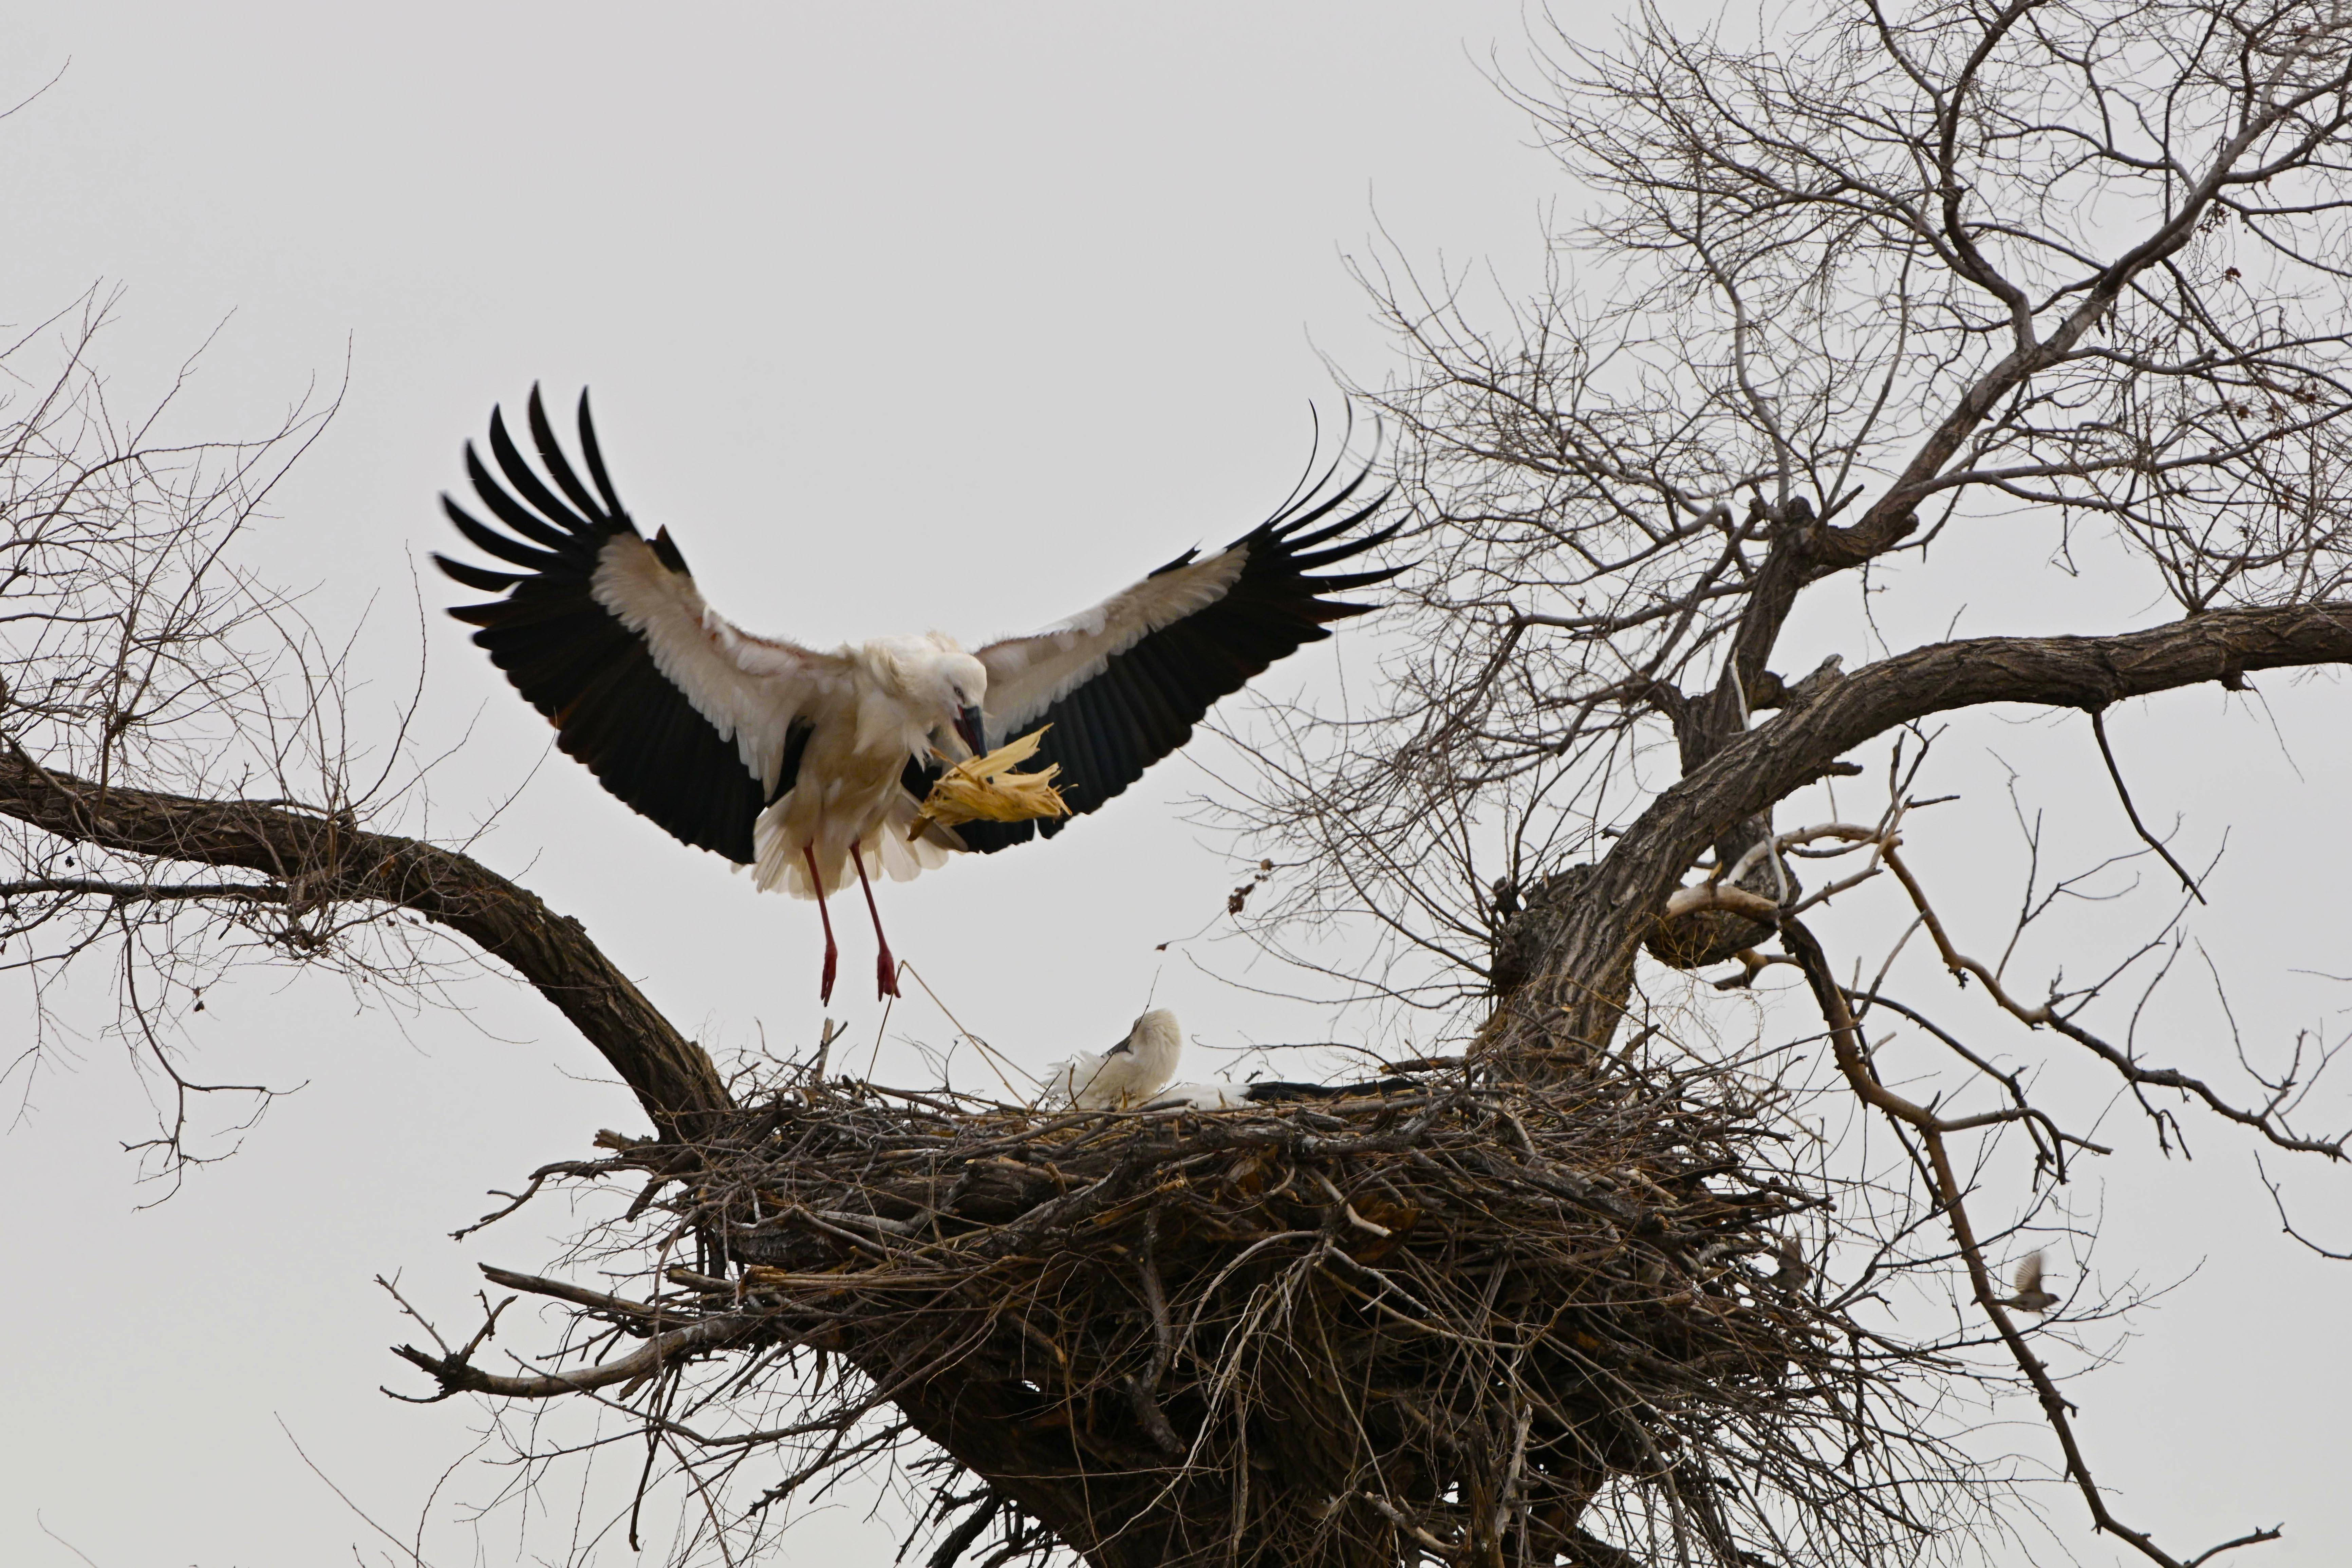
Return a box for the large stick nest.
[407,1050,1957,1567]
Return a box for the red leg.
[851,840,901,1000]
[803,843,838,1005]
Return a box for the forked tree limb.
[1658,22,2296,847]
[1779,913,2281,1568]
[1874,842,2347,1160]
[1504,600,2352,1056]
[0,748,734,1137]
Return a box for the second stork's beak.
[953,704,987,759]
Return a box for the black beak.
[954,704,987,759]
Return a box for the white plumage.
[1042,1009,1184,1110]
[1140,1081,1258,1111]
[434,388,1397,1003]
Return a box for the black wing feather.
[443,496,567,571]
[951,469,1400,854]
[574,391,630,518]
[433,386,789,863]
[432,553,524,594]
[524,393,610,524]
[486,410,600,541]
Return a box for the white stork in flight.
[433,389,1398,1003]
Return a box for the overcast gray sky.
[3,4,2347,1566]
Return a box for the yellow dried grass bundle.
[908,726,1070,837]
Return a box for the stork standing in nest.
[434,389,1399,1002]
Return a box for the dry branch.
[1780,913,2283,1568]
[1509,601,2352,1056]
[0,750,731,1135]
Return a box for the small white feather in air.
[1043,1010,1184,1110]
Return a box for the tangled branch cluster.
[1236,0,2352,1007]
[0,288,385,1166]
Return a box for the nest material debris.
[910,726,1070,836]
[403,1048,1953,1567]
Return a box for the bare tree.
[10,2,2352,1566]
[0,286,365,1173]
[1233,0,2352,1559]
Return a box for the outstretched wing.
[433,387,840,863]
[953,462,1399,852]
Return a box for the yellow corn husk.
[909,725,1071,838]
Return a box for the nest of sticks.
[406,1047,1955,1567]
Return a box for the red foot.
[877,950,901,1001]
[820,942,839,1005]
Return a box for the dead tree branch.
[1512,601,2352,1056]
[0,751,731,1135]
[1781,913,2282,1568]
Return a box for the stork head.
[921,642,989,758]
[871,635,989,757]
